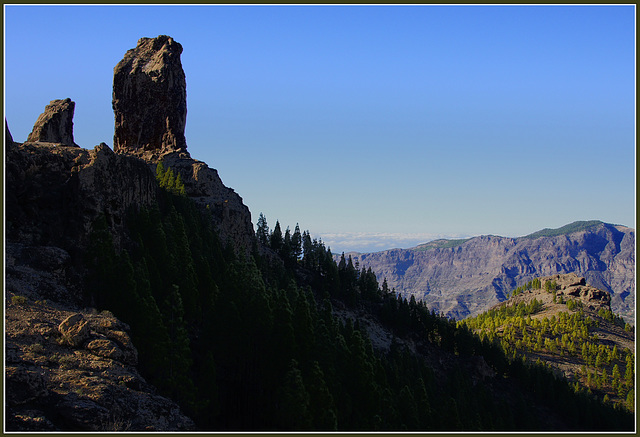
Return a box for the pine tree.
[276,359,312,430]
[174,173,187,196]
[626,389,635,411]
[256,213,269,246]
[307,361,338,430]
[156,161,166,180]
[271,220,283,252]
[612,364,621,391]
[292,223,302,261]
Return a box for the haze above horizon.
[4,5,635,254]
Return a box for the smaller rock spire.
[27,98,78,146]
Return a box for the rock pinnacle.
[112,35,188,159]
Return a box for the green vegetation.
[11,295,28,305]
[522,220,603,240]
[412,238,471,252]
[155,161,187,196]
[84,181,633,430]
[462,285,635,412]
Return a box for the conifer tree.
[271,220,283,252]
[277,359,312,430]
[256,213,269,246]
[292,224,302,260]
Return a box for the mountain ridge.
[345,221,635,323]
[344,221,628,255]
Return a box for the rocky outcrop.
[111,35,254,251]
[6,117,15,146]
[550,273,611,310]
[160,153,255,251]
[26,98,78,146]
[5,297,194,431]
[349,222,635,323]
[504,273,612,312]
[113,35,187,159]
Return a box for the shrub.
[11,295,28,305]
[28,343,45,354]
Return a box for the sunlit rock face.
[112,35,188,160]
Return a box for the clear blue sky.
[4,5,636,253]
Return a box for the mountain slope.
[461,273,635,411]
[346,221,635,322]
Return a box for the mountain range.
[345,221,635,323]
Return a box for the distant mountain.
[346,221,635,323]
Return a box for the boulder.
[6,302,195,431]
[26,98,78,146]
[59,314,91,347]
[86,339,125,362]
[113,35,187,159]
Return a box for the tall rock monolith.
[112,35,187,159]
[26,98,78,146]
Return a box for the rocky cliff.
[4,34,256,430]
[347,222,635,323]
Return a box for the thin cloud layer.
[317,232,473,254]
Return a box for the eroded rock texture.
[26,98,78,147]
[5,296,194,431]
[113,35,187,159]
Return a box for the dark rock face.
[349,223,635,322]
[6,118,15,145]
[113,35,187,159]
[160,153,255,252]
[26,98,78,146]
[5,141,159,260]
[4,35,256,431]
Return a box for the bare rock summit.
[26,98,78,147]
[113,35,187,159]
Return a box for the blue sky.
[4,5,636,253]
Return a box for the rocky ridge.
[4,130,194,430]
[497,273,613,314]
[347,222,635,323]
